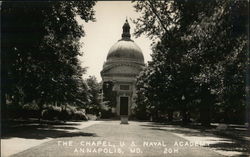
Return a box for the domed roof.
[106,19,144,64]
[107,39,144,63]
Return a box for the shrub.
[7,103,23,119]
[100,109,115,119]
[41,105,61,120]
[72,110,88,121]
[7,103,40,119]
[22,103,39,118]
[58,107,73,121]
[57,105,88,121]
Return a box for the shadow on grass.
[205,141,250,157]
[141,124,214,137]
[141,121,250,156]
[2,119,97,139]
[141,121,250,139]
[2,119,83,127]
[149,127,214,136]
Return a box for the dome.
[106,19,144,64]
[107,39,144,63]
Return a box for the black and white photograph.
[1,0,249,156]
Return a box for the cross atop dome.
[122,18,131,39]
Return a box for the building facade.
[100,20,145,119]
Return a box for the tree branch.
[145,0,172,38]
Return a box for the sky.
[78,1,152,82]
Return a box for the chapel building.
[100,19,145,120]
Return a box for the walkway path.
[8,121,223,157]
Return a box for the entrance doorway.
[120,97,128,115]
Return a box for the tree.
[85,76,101,114]
[1,1,96,120]
[102,81,117,109]
[133,0,209,123]
[133,0,248,125]
[186,0,248,125]
[135,65,156,120]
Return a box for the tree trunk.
[200,88,212,127]
[38,107,42,123]
[200,103,211,126]
[154,109,159,122]
[246,42,250,129]
[38,100,43,123]
[1,48,8,121]
[168,109,173,122]
[61,104,67,123]
[2,94,7,121]
[224,107,230,124]
[1,94,8,135]
[182,109,189,125]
